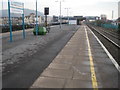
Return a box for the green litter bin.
[33,26,47,35]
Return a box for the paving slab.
[31,77,65,88]
[64,79,92,88]
[30,25,119,89]
[48,63,71,70]
[41,68,73,79]
[2,25,79,88]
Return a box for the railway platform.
[30,25,119,89]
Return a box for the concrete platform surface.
[30,25,119,89]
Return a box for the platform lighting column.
[55,0,64,28]
[112,10,114,20]
[65,8,70,25]
[36,0,38,35]
[60,1,62,28]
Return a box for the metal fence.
[92,22,118,30]
[101,24,118,30]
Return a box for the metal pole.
[2,0,3,10]
[60,1,61,28]
[67,8,69,25]
[8,0,13,42]
[65,8,70,25]
[36,0,38,35]
[45,15,47,27]
[112,10,114,20]
[22,3,25,39]
[67,8,68,17]
[2,0,3,25]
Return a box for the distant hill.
[0,9,44,17]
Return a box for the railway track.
[87,24,120,65]
[95,26,119,35]
[88,25,120,48]
[94,26,120,40]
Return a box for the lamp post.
[55,0,64,28]
[65,8,70,25]
[60,1,61,28]
[36,0,38,35]
[112,10,114,20]
[2,0,3,10]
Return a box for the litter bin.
[33,26,47,35]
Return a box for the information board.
[8,0,25,42]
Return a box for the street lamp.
[55,0,64,28]
[65,8,70,25]
[36,0,38,35]
[2,0,3,10]
[112,10,114,20]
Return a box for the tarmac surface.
[1,24,119,89]
[2,25,79,88]
[30,25,119,89]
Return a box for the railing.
[90,22,118,30]
[101,24,118,30]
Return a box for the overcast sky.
[1,0,120,19]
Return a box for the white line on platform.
[87,26,120,73]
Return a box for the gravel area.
[2,25,79,72]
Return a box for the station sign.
[8,0,25,42]
[10,1,24,14]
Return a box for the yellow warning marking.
[84,26,98,90]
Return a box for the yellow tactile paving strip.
[30,25,96,88]
[85,26,98,90]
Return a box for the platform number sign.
[8,0,25,42]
